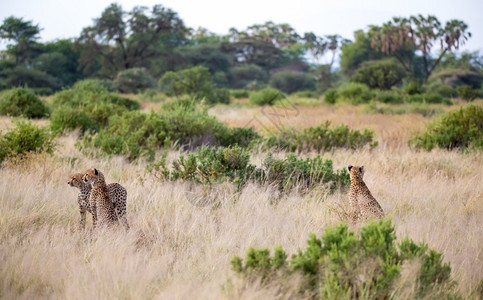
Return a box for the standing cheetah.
[68,173,129,230]
[82,168,119,228]
[348,165,384,223]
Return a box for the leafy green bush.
[261,121,377,152]
[409,105,483,151]
[113,68,156,94]
[50,79,139,134]
[84,100,259,160]
[229,64,269,89]
[148,148,349,193]
[230,89,249,99]
[270,71,315,94]
[430,68,481,89]
[212,88,230,104]
[407,93,451,105]
[0,66,61,91]
[0,88,50,118]
[456,85,479,101]
[364,101,444,117]
[323,89,338,104]
[291,90,320,99]
[249,88,285,106]
[0,119,55,163]
[372,89,405,104]
[404,80,424,95]
[231,219,455,299]
[351,59,407,90]
[434,85,456,97]
[338,82,372,104]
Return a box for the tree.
[351,59,407,90]
[369,15,471,82]
[340,30,386,75]
[78,3,187,77]
[0,16,41,65]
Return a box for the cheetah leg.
[79,207,86,230]
[115,203,129,230]
[89,196,97,229]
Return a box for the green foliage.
[0,66,62,91]
[249,88,285,106]
[0,88,50,118]
[340,30,387,75]
[261,121,377,152]
[49,79,139,134]
[231,220,457,299]
[407,93,451,105]
[270,71,315,94]
[409,104,483,151]
[230,89,249,99]
[372,89,405,104]
[430,69,481,89]
[351,59,407,90]
[291,90,319,99]
[456,85,479,101]
[404,80,424,95]
[364,101,444,117]
[84,100,259,160]
[148,148,350,193]
[228,64,269,89]
[336,82,372,104]
[0,119,55,163]
[323,89,338,104]
[212,88,230,104]
[113,68,156,94]
[433,85,456,97]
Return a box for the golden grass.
[0,104,482,298]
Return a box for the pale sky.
[0,0,482,53]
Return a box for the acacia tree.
[369,15,471,82]
[0,16,41,65]
[78,3,187,77]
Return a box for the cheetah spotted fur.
[348,165,384,223]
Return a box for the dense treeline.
[0,4,481,95]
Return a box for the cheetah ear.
[94,168,98,175]
[348,165,353,172]
[360,166,364,172]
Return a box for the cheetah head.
[82,168,100,187]
[67,173,85,188]
[348,165,364,180]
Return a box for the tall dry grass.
[0,104,482,298]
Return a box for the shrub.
[434,85,456,97]
[404,80,424,95]
[229,64,269,89]
[409,104,483,151]
[84,100,259,160]
[364,101,444,117]
[407,93,451,105]
[249,88,285,106]
[337,82,372,104]
[456,85,479,101]
[230,89,249,99]
[212,88,230,104]
[50,79,139,134]
[113,68,156,94]
[270,71,315,94]
[0,88,50,118]
[372,90,405,104]
[231,220,456,299]
[148,148,349,193]
[261,121,377,152]
[351,59,407,90]
[0,66,61,91]
[0,120,55,163]
[430,68,481,89]
[323,89,338,104]
[291,90,320,99]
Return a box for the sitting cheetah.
[68,173,129,230]
[82,168,120,228]
[348,165,384,223]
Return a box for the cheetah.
[348,165,384,223]
[68,173,129,230]
[82,168,119,228]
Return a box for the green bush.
[212,88,230,104]
[229,64,269,89]
[337,82,372,104]
[249,88,285,106]
[291,90,320,99]
[0,119,55,163]
[261,121,377,152]
[456,85,479,101]
[352,59,407,90]
[148,148,349,193]
[50,79,139,134]
[434,85,456,98]
[113,68,156,94]
[84,100,259,160]
[0,66,61,91]
[323,89,338,104]
[230,89,249,99]
[407,93,451,105]
[231,219,455,299]
[404,80,424,95]
[0,88,50,118]
[364,101,444,117]
[373,89,405,104]
[409,104,483,151]
[430,68,481,89]
[270,71,315,94]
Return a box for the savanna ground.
[0,99,482,299]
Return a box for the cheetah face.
[82,168,99,187]
[68,173,85,188]
[348,165,364,179]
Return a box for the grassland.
[0,100,482,299]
